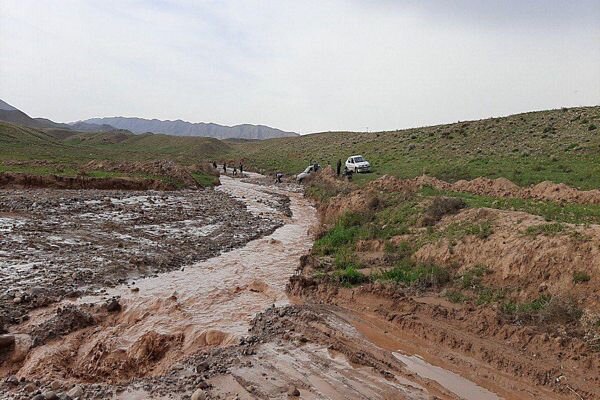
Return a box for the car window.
[355,156,364,162]
[348,158,353,163]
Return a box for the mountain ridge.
[81,116,298,140]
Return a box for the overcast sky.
[0,0,599,133]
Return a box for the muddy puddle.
[393,352,501,400]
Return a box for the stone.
[23,383,37,393]
[191,389,207,400]
[66,385,83,398]
[287,386,300,397]
[43,391,59,400]
[105,298,121,312]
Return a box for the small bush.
[573,271,591,284]
[376,259,450,288]
[459,265,488,289]
[525,223,565,236]
[421,197,467,226]
[589,124,597,131]
[335,266,367,286]
[446,290,469,303]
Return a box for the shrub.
[421,197,467,226]
[376,259,450,288]
[589,124,597,131]
[446,290,469,303]
[335,266,367,286]
[525,223,565,236]
[573,271,591,284]
[459,265,488,289]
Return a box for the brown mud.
[2,172,598,399]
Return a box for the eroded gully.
[2,175,505,399]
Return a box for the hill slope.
[231,106,600,189]
[83,116,298,140]
[0,99,71,130]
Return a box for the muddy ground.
[2,172,598,400]
[0,183,288,330]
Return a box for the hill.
[231,106,600,189]
[83,116,298,140]
[0,99,69,130]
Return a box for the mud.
[0,185,286,329]
[3,171,597,400]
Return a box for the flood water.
[3,175,507,399]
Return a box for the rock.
[105,298,121,312]
[32,395,45,400]
[287,386,300,397]
[50,381,62,390]
[191,389,207,400]
[66,385,83,398]
[43,391,59,400]
[5,375,18,385]
[23,383,37,393]
[196,361,209,372]
[13,296,22,304]
[0,334,15,349]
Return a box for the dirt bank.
[370,174,600,205]
[0,172,175,191]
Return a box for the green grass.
[192,172,220,187]
[525,223,566,236]
[421,186,600,225]
[227,106,600,189]
[374,258,450,288]
[335,266,367,286]
[502,295,552,315]
[573,271,591,284]
[446,290,469,303]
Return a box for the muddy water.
[393,352,501,400]
[10,177,316,381]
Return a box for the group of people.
[214,161,244,177]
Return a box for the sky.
[0,0,599,134]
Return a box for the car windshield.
[303,166,313,173]
[354,156,365,162]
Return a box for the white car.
[296,164,320,182]
[345,155,370,173]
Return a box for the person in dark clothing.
[223,162,227,174]
[212,161,217,169]
[233,166,237,176]
[336,159,342,176]
[275,172,283,183]
[239,164,244,176]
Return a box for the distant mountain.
[69,121,117,132]
[82,117,298,140]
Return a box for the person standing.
[239,163,244,176]
[223,162,227,174]
[336,159,342,176]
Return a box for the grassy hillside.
[231,106,600,189]
[0,122,231,165]
[0,122,230,187]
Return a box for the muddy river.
[0,174,508,399]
